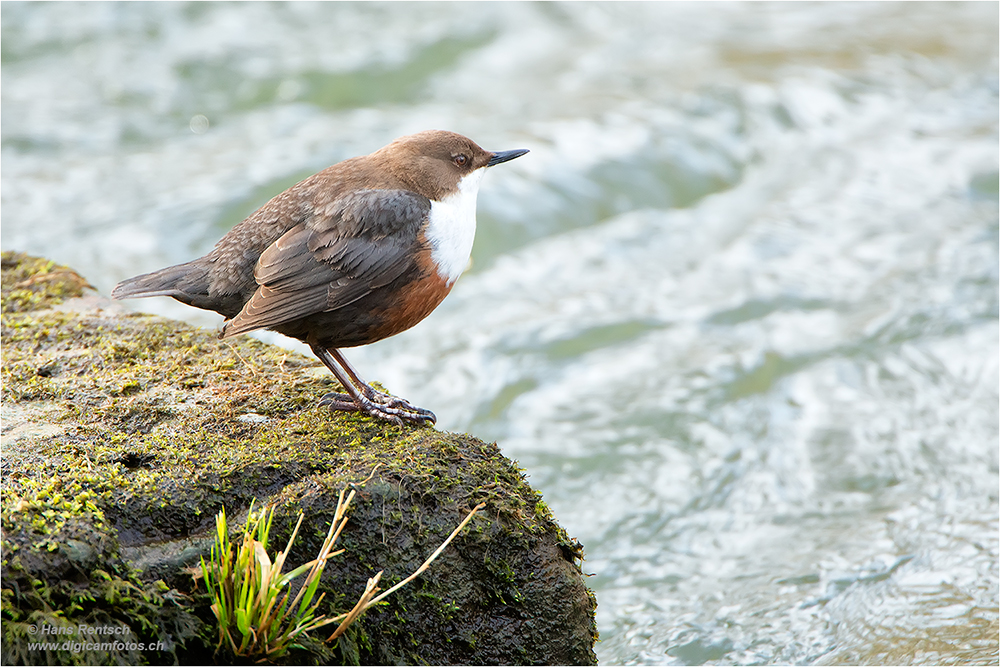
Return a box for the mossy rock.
[0,251,598,665]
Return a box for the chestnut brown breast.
[361,242,454,341]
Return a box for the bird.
[112,130,528,426]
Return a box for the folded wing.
[221,189,430,337]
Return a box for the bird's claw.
[319,389,436,426]
[318,392,359,412]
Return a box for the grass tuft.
[199,479,484,661]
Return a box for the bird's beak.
[487,148,529,167]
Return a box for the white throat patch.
[426,169,484,285]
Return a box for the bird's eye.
[453,154,468,167]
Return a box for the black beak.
[487,148,529,167]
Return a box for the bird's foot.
[318,392,359,412]
[319,389,436,426]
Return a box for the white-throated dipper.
[112,130,528,426]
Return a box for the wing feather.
[221,189,429,338]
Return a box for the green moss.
[0,252,93,313]
[1,481,201,665]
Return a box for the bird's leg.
[327,348,421,408]
[328,348,438,422]
[308,343,436,426]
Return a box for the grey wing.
[220,189,429,338]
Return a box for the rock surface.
[0,252,598,666]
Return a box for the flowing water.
[3,3,998,665]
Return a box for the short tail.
[111,260,207,300]
[112,260,247,320]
